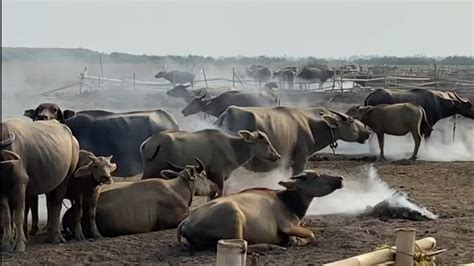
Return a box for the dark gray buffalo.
[1,120,80,252]
[24,103,180,176]
[155,70,195,87]
[298,67,335,89]
[214,106,371,174]
[181,90,280,118]
[167,85,238,103]
[247,64,273,88]
[364,88,474,137]
[273,67,298,90]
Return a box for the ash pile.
[360,191,438,221]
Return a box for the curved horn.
[452,92,468,103]
[194,157,205,172]
[167,160,185,171]
[289,172,307,180]
[330,110,348,121]
[1,133,16,148]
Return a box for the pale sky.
[2,0,473,57]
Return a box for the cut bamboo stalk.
[395,228,416,266]
[216,239,247,266]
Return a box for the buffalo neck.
[169,176,194,207]
[183,92,195,103]
[201,101,222,117]
[229,136,253,169]
[309,119,339,154]
[277,189,313,220]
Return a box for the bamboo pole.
[133,73,136,91]
[202,68,209,87]
[216,239,247,266]
[395,228,416,266]
[324,237,437,266]
[233,67,236,87]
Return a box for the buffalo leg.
[29,196,39,236]
[72,196,85,240]
[281,224,315,247]
[209,175,224,201]
[88,190,102,238]
[376,132,385,161]
[410,130,421,161]
[1,197,13,251]
[45,181,68,244]
[11,184,27,252]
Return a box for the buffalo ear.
[185,166,197,181]
[160,169,179,179]
[74,163,92,178]
[322,115,341,128]
[56,107,64,122]
[63,109,76,120]
[278,181,298,191]
[24,109,36,120]
[1,150,20,162]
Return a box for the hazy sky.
[2,0,473,57]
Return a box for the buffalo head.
[181,94,210,116]
[279,170,343,197]
[24,103,76,122]
[74,153,117,185]
[161,158,219,197]
[322,110,371,144]
[155,71,166,79]
[450,92,474,119]
[238,130,281,162]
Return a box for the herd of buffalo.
[1,67,473,254]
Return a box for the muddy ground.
[2,156,473,265]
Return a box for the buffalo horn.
[330,110,348,121]
[452,92,468,103]
[194,157,205,173]
[1,133,16,148]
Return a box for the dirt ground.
[2,156,473,265]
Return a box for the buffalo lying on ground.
[177,171,343,250]
[1,119,79,252]
[181,90,280,118]
[214,106,371,174]
[155,70,195,87]
[346,103,431,161]
[364,88,474,137]
[62,159,218,237]
[140,129,281,197]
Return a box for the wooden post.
[395,228,416,266]
[133,73,136,91]
[216,239,247,266]
[384,64,388,88]
[99,54,104,78]
[233,67,236,87]
[434,63,439,90]
[97,74,101,91]
[79,78,83,94]
[202,68,209,87]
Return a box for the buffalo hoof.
[47,232,66,244]
[91,232,103,239]
[1,242,14,253]
[74,232,86,241]
[13,241,26,252]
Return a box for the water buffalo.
[66,150,116,240]
[140,129,281,197]
[177,170,343,250]
[24,103,180,176]
[273,67,298,90]
[247,64,272,88]
[364,88,474,137]
[1,119,80,252]
[155,70,195,87]
[167,85,238,103]
[297,67,335,89]
[346,103,431,161]
[62,159,218,237]
[181,90,280,118]
[214,106,371,175]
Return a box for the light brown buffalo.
[214,106,371,175]
[177,171,343,250]
[346,103,431,161]
[140,129,281,197]
[62,159,218,237]
[1,119,79,252]
[66,150,116,240]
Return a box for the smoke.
[226,164,437,219]
[322,117,474,162]
[308,164,437,219]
